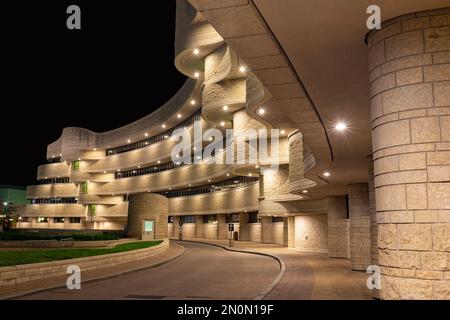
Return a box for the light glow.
[193,48,200,55]
[335,122,347,131]
[258,108,265,115]
[323,172,331,177]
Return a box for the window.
[182,215,195,223]
[32,197,77,204]
[106,110,201,156]
[88,204,96,215]
[158,176,259,198]
[248,212,260,223]
[53,217,65,223]
[168,216,174,223]
[203,214,217,224]
[37,217,48,223]
[81,182,88,193]
[226,214,239,223]
[272,216,284,223]
[72,160,80,171]
[20,217,30,223]
[70,217,81,224]
[38,177,70,184]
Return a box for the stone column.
[261,216,273,244]
[195,215,203,238]
[368,156,378,266]
[239,212,250,241]
[173,216,181,239]
[348,184,371,271]
[283,216,295,248]
[327,196,350,259]
[368,8,450,299]
[127,193,168,240]
[217,214,228,239]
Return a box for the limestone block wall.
[368,156,379,266]
[217,214,228,239]
[183,223,196,238]
[248,223,262,242]
[272,222,284,245]
[327,196,350,259]
[368,8,450,299]
[239,212,250,241]
[22,204,86,217]
[295,215,328,254]
[126,193,168,240]
[195,215,204,238]
[26,184,78,199]
[202,223,218,239]
[348,183,371,271]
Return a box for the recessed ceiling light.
[157,160,161,164]
[127,139,131,143]
[324,172,331,177]
[280,130,286,135]
[164,135,169,139]
[239,66,246,73]
[223,105,229,111]
[193,48,200,55]
[117,169,121,172]
[189,184,192,187]
[132,170,136,174]
[177,114,182,118]
[193,147,197,150]
[93,148,97,151]
[248,173,253,177]
[196,156,201,159]
[194,72,200,78]
[226,173,230,177]
[208,179,211,182]
[169,187,172,190]
[255,165,259,169]
[145,133,148,137]
[258,108,265,115]
[220,121,225,127]
[335,122,347,131]
[78,158,81,161]
[190,99,196,105]
[137,165,141,168]
[162,124,166,129]
[302,190,308,194]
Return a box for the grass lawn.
[0,241,162,267]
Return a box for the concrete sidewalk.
[0,242,184,300]
[174,237,373,300]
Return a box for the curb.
[1,242,185,300]
[173,239,286,300]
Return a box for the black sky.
[1,1,186,187]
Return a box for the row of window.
[32,217,81,223]
[168,213,261,224]
[31,197,78,204]
[48,157,62,163]
[115,139,226,179]
[37,177,70,185]
[106,110,202,156]
[158,176,259,198]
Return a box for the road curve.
[19,241,280,300]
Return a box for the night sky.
[1,1,186,187]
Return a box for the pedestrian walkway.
[0,242,184,300]
[175,237,373,300]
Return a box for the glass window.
[272,216,284,223]
[81,182,88,193]
[248,212,260,223]
[168,216,174,223]
[182,215,195,223]
[203,214,217,224]
[53,217,65,223]
[37,217,48,223]
[70,217,81,224]
[72,160,80,171]
[226,214,240,223]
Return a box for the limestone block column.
[368,156,378,266]
[368,8,450,299]
[173,216,181,239]
[283,216,295,248]
[261,216,273,244]
[127,193,168,240]
[348,184,371,271]
[217,214,228,239]
[195,215,204,238]
[327,196,350,259]
[239,212,250,241]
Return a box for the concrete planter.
[0,239,169,287]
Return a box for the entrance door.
[142,219,155,240]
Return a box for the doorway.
[142,219,155,240]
